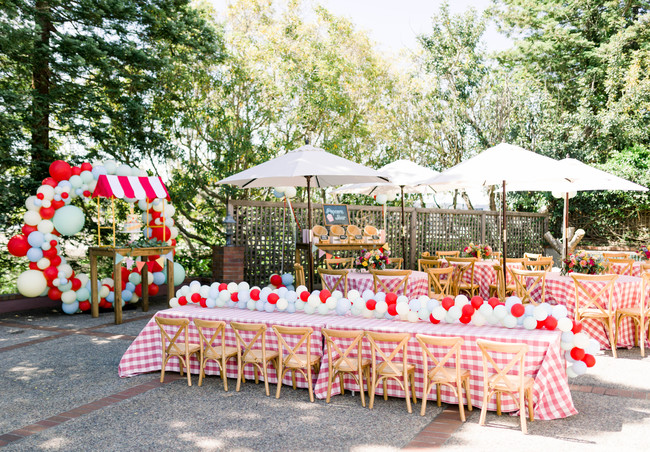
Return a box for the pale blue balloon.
[237,300,247,309]
[76,288,90,302]
[91,166,107,179]
[205,298,216,308]
[61,300,79,315]
[125,282,136,292]
[281,273,294,286]
[225,299,235,308]
[27,247,43,262]
[52,205,85,236]
[28,231,44,248]
[256,300,265,311]
[287,302,296,313]
[106,292,115,303]
[208,286,219,299]
[121,290,133,302]
[153,272,165,286]
[264,302,275,313]
[409,299,421,311]
[173,262,185,286]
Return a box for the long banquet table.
[322,270,429,298]
[118,305,576,420]
[441,259,522,299]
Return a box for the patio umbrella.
[421,143,575,284]
[331,159,440,263]
[217,144,388,290]
[507,158,648,259]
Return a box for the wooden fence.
[230,200,548,287]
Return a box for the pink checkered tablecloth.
[323,270,429,298]
[441,260,522,299]
[314,317,576,420]
[609,261,644,277]
[528,273,645,349]
[118,305,328,388]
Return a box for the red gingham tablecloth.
[609,261,644,277]
[314,317,575,420]
[529,273,644,349]
[118,305,328,388]
[323,270,429,298]
[441,260,521,299]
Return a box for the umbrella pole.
[400,186,407,267]
[306,176,314,292]
[564,192,569,260]
[502,181,507,290]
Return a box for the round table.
[323,270,429,298]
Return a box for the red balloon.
[134,284,143,297]
[250,288,260,300]
[178,296,188,305]
[270,274,282,287]
[199,298,207,308]
[267,293,279,304]
[39,206,55,219]
[99,299,109,309]
[319,290,331,303]
[366,299,376,310]
[230,292,239,302]
[429,313,440,324]
[461,304,475,317]
[49,160,72,182]
[387,304,398,316]
[42,177,57,187]
[191,293,201,303]
[80,162,92,172]
[44,266,58,280]
[29,262,39,270]
[511,304,525,318]
[488,297,501,308]
[544,316,558,330]
[570,347,585,361]
[218,283,228,291]
[43,247,58,259]
[71,278,81,291]
[441,297,455,311]
[71,166,82,176]
[60,192,69,199]
[148,283,159,296]
[79,301,91,311]
[385,293,397,305]
[150,226,171,242]
[571,321,583,334]
[583,354,596,368]
[300,291,310,302]
[7,235,30,257]
[51,199,65,210]
[50,255,62,267]
[536,320,545,329]
[460,315,472,324]
[37,193,44,200]
[83,190,91,197]
[48,287,62,301]
[470,296,484,309]
[22,224,38,235]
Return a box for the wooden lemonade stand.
[90,175,176,324]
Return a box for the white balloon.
[61,290,77,304]
[37,220,54,234]
[37,185,55,200]
[347,290,360,302]
[17,270,48,297]
[227,282,238,293]
[395,302,409,316]
[573,333,589,349]
[25,196,39,211]
[523,316,537,330]
[375,300,388,314]
[24,210,41,226]
[557,317,573,332]
[533,306,548,321]
[407,311,419,323]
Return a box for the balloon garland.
[172,274,599,377]
[7,159,185,314]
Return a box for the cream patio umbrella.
[217,145,388,290]
[331,159,440,263]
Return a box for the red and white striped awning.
[92,175,171,200]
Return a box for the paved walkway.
[1,299,649,451]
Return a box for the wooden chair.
[155,316,200,386]
[523,252,542,260]
[602,252,629,259]
[273,325,321,402]
[488,264,515,300]
[418,258,441,272]
[427,267,455,299]
[615,272,650,357]
[322,329,371,407]
[416,334,472,420]
[477,339,535,434]
[388,257,404,269]
[446,257,479,297]
[366,331,417,413]
[525,257,553,272]
[605,258,634,276]
[491,251,502,260]
[436,250,460,258]
[570,273,619,358]
[370,269,412,296]
[318,268,349,296]
[421,251,431,258]
[325,257,353,269]
[294,263,305,287]
[641,262,650,273]
[193,319,238,390]
[508,268,546,305]
[230,322,279,396]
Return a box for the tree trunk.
[461,191,474,210]
[31,1,53,182]
[488,186,497,211]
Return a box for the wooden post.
[113,254,123,325]
[480,212,486,244]
[409,208,417,270]
[167,257,174,308]
[90,248,99,318]
[141,260,149,312]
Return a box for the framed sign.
[322,204,350,226]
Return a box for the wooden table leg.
[167,259,174,308]
[90,249,99,318]
[113,257,123,325]
[142,261,149,312]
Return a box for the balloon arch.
[7,160,185,314]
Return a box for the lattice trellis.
[232,200,548,287]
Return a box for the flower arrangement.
[637,244,650,260]
[562,251,607,275]
[353,246,390,270]
[461,243,493,259]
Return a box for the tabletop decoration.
[562,251,607,275]
[461,242,493,259]
[353,246,390,271]
[637,244,650,260]
[170,276,600,377]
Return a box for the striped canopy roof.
[92,175,170,201]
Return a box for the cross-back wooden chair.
[193,319,238,390]
[416,334,472,420]
[230,322,279,396]
[322,328,371,407]
[446,257,479,297]
[272,325,321,402]
[427,267,455,299]
[615,272,650,357]
[525,257,553,272]
[436,250,460,258]
[523,252,542,261]
[605,258,634,276]
[508,268,546,305]
[602,252,629,259]
[418,258,441,273]
[491,251,502,260]
[318,268,349,296]
[488,264,515,300]
[294,263,305,287]
[325,257,353,269]
[421,251,432,258]
[641,262,650,273]
[477,339,534,434]
[155,316,200,386]
[366,331,416,413]
[387,257,404,269]
[570,273,619,358]
[370,269,412,296]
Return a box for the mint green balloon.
[53,205,85,236]
[173,262,185,286]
